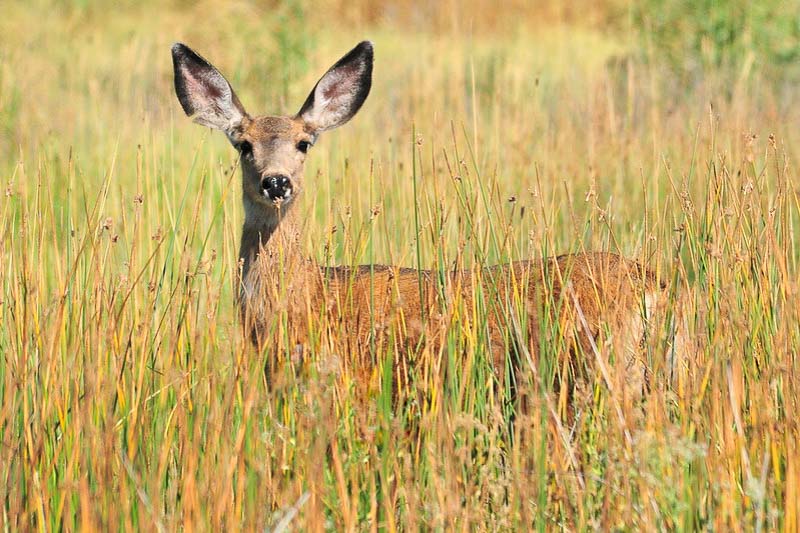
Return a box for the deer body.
[172,41,666,389]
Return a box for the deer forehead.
[243,116,310,142]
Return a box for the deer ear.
[297,41,373,133]
[171,43,248,138]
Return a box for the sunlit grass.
[1,1,799,530]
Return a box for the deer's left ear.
[297,41,373,133]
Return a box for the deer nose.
[261,174,293,202]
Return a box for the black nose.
[261,175,293,202]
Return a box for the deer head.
[171,41,374,227]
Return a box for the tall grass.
[1,0,799,529]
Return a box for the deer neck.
[239,195,304,283]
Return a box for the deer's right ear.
[171,43,248,138]
[297,41,373,133]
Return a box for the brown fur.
[241,212,664,394]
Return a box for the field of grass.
[2,0,800,529]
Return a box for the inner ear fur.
[171,43,249,136]
[297,41,373,133]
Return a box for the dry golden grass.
[1,1,799,530]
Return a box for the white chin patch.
[264,187,293,206]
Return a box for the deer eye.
[296,140,311,154]
[238,141,253,158]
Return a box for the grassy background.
[2,0,800,529]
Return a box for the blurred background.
[3,0,800,251]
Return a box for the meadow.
[2,0,800,529]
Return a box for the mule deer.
[172,41,672,395]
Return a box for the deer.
[171,41,678,401]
